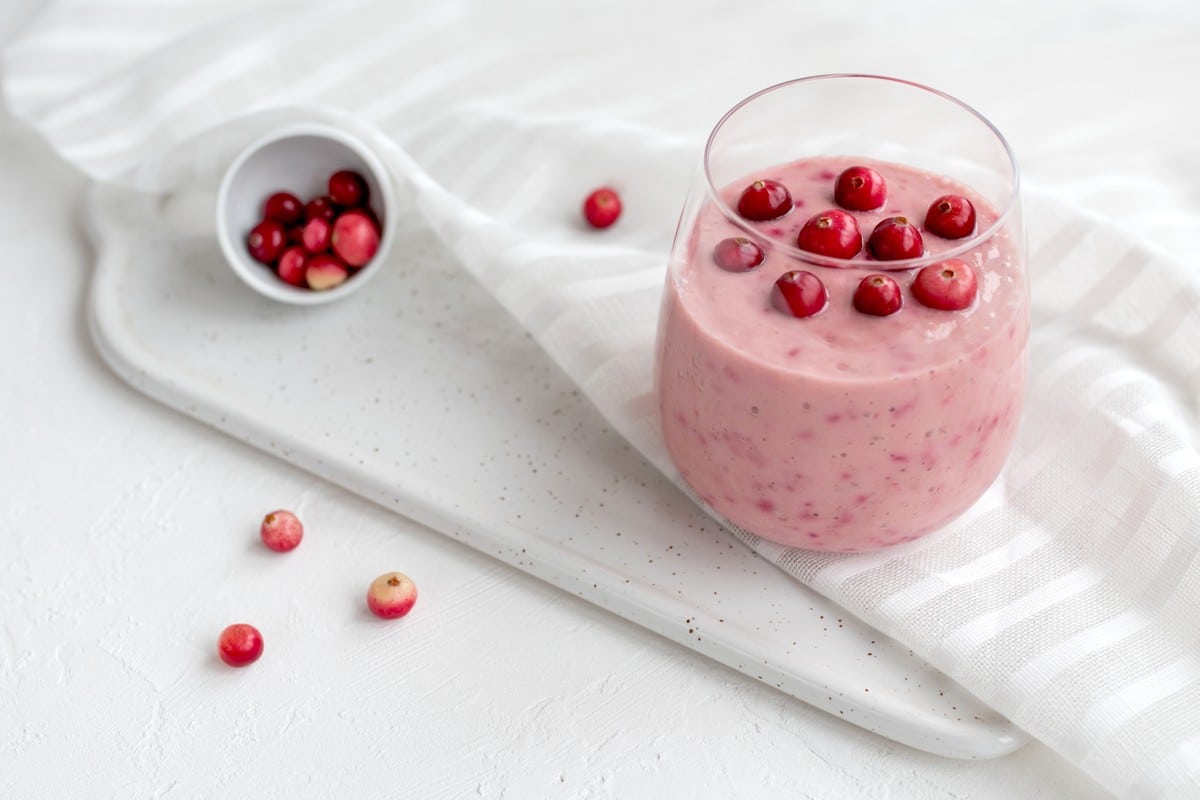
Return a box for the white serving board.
[85,184,1024,759]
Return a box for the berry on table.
[260,509,303,551]
[367,572,418,619]
[712,237,765,272]
[853,274,903,316]
[736,179,792,221]
[912,258,978,310]
[796,210,862,259]
[867,216,924,261]
[217,623,264,667]
[772,270,828,318]
[582,187,622,229]
[924,194,976,239]
[834,165,886,211]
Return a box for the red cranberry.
[286,225,306,246]
[260,509,303,551]
[305,253,349,291]
[367,572,418,619]
[217,623,263,668]
[736,179,792,221]
[796,210,862,259]
[834,165,886,211]
[328,170,369,208]
[867,216,924,261]
[924,194,977,239]
[262,191,303,225]
[912,258,978,310]
[276,246,309,287]
[302,217,332,254]
[331,210,381,267]
[246,220,286,266]
[771,270,828,318]
[712,237,765,272]
[853,274,903,316]
[305,196,336,222]
[582,187,622,229]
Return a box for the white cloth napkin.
[6,1,1200,796]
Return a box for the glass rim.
[701,73,1021,271]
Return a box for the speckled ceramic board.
[86,186,1025,759]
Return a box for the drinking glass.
[655,74,1027,552]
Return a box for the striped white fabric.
[6,1,1199,796]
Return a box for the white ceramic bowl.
[216,121,396,305]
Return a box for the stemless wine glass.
[655,74,1028,552]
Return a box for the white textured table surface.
[3,2,1197,798]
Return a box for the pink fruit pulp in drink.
[656,156,1028,552]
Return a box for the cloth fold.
[6,1,1200,796]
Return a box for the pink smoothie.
[656,156,1028,551]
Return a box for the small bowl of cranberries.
[216,121,396,305]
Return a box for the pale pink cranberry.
[771,270,828,318]
[736,179,792,221]
[796,209,862,259]
[260,509,303,551]
[582,187,622,229]
[305,196,336,222]
[247,220,286,266]
[328,170,369,208]
[712,237,765,272]
[867,216,924,261]
[853,273,903,316]
[331,210,381,267]
[834,165,886,211]
[276,246,309,287]
[305,253,349,291]
[217,623,263,668]
[367,572,418,619]
[912,258,978,310]
[263,191,303,225]
[924,194,976,239]
[302,217,332,254]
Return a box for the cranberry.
[286,225,306,246]
[912,258,978,310]
[305,196,336,222]
[305,253,349,291]
[217,623,263,668]
[260,509,303,551]
[276,246,309,287]
[796,210,862,259]
[771,270,828,318]
[367,572,418,619]
[582,187,622,229]
[246,220,286,266]
[331,210,381,267]
[736,179,792,221]
[834,165,886,211]
[924,194,976,239]
[712,237,765,272]
[867,216,924,261]
[301,217,332,254]
[853,274,903,316]
[262,191,303,225]
[328,170,369,208]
